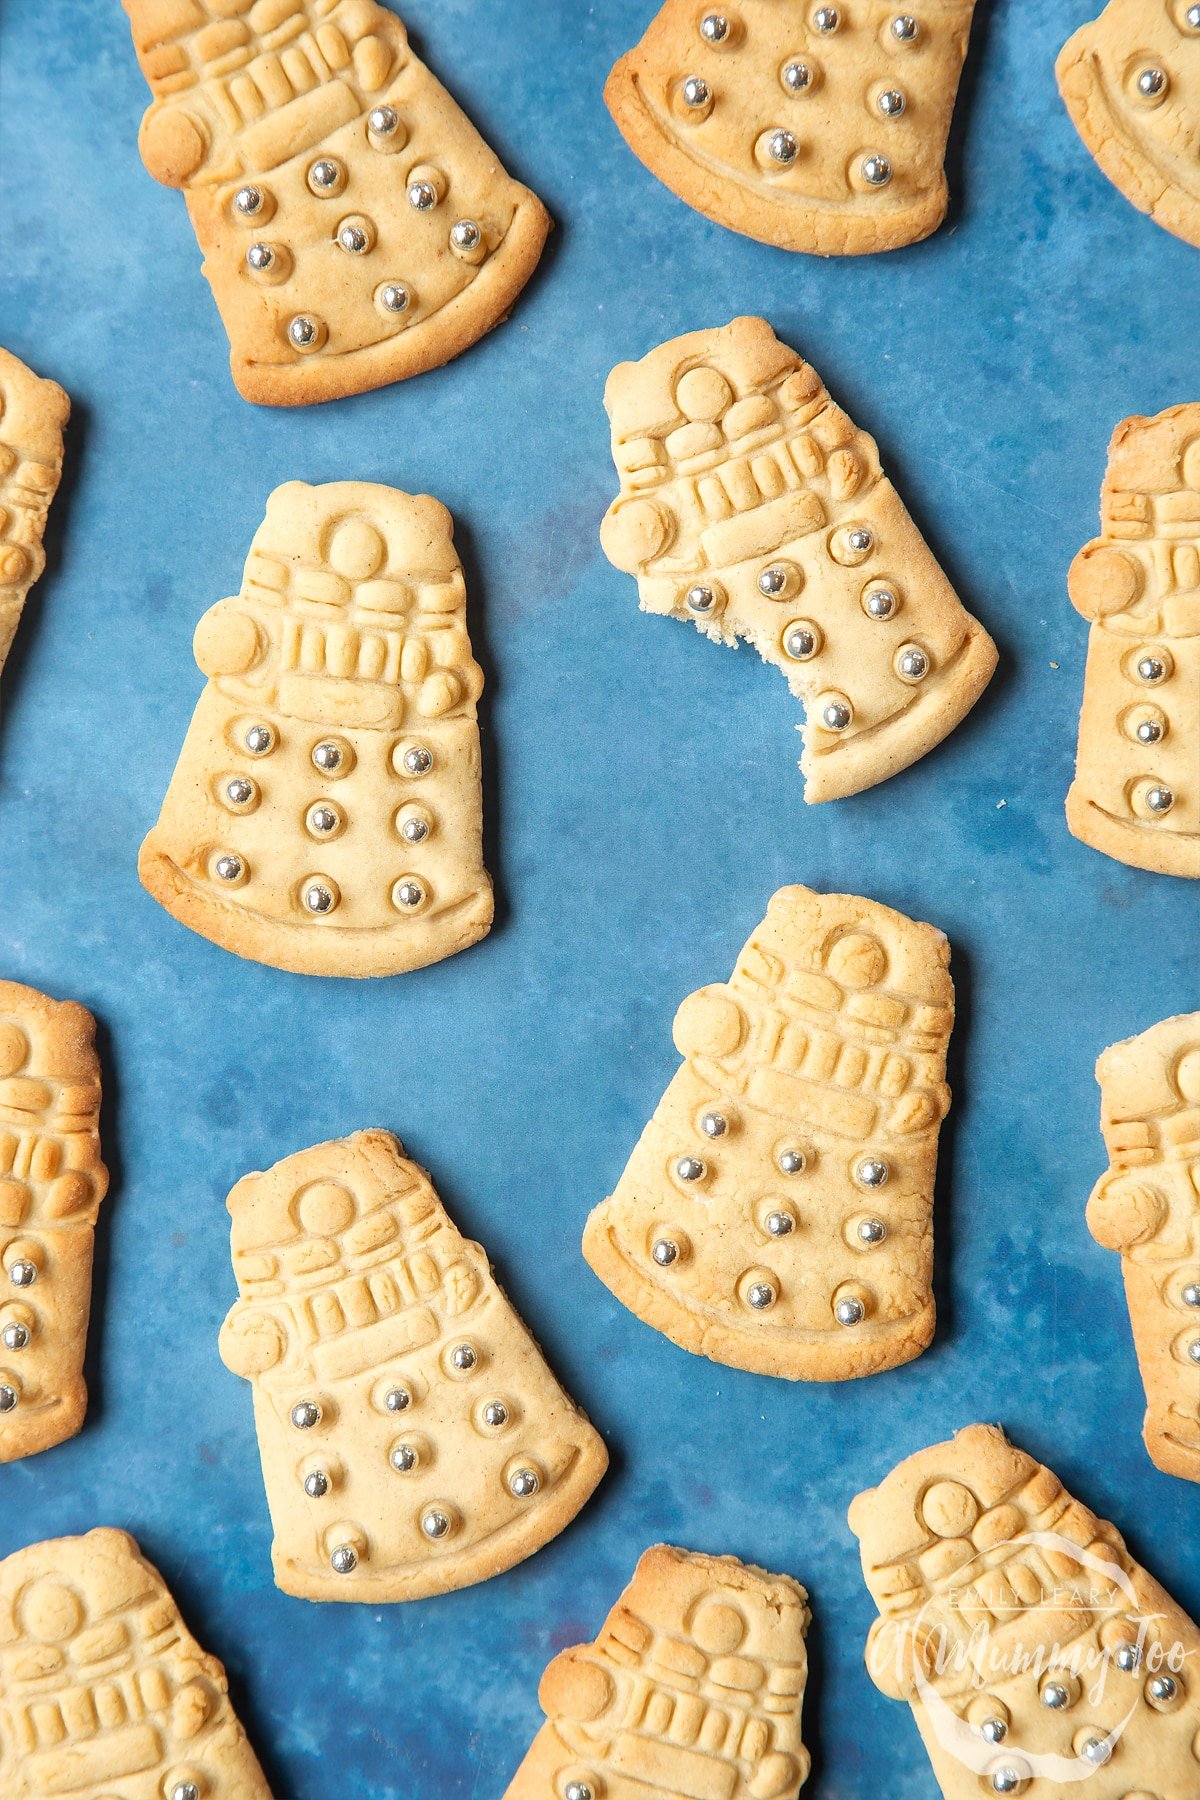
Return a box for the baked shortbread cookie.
[601,317,996,800]
[583,884,953,1381]
[0,348,69,679]
[0,982,107,1464]
[218,1130,607,1601]
[1057,0,1200,251]
[605,0,978,255]
[504,1544,811,1800]
[139,479,493,976]
[0,1528,271,1799]
[1087,1012,1200,1484]
[1066,404,1200,878]
[850,1424,1200,1797]
[123,0,550,405]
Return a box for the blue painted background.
[1,2,1197,1794]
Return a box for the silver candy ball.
[422,1508,452,1540]
[822,700,852,731]
[1188,1,1200,26]
[384,1386,411,1412]
[652,1238,679,1267]
[1148,1674,1178,1703]
[226,777,255,806]
[2,1323,29,1350]
[451,219,482,250]
[330,1545,358,1575]
[214,855,244,883]
[312,741,344,772]
[171,1784,201,1800]
[234,185,263,216]
[765,1210,795,1237]
[483,1401,509,1428]
[835,1297,865,1326]
[404,745,434,775]
[0,1385,17,1412]
[381,283,411,313]
[891,13,920,40]
[308,805,339,836]
[303,882,336,915]
[1182,1282,1200,1307]
[401,816,429,843]
[408,179,437,211]
[338,222,370,254]
[510,1468,540,1498]
[309,159,341,190]
[813,5,840,29]
[451,1343,477,1372]
[758,564,790,596]
[1040,1681,1070,1709]
[368,105,399,135]
[291,1400,321,1429]
[1143,785,1173,814]
[682,76,711,109]
[390,1444,418,1473]
[246,243,275,272]
[699,13,729,42]
[1136,654,1166,682]
[245,723,274,754]
[980,1717,1007,1743]
[848,528,874,552]
[676,1155,705,1182]
[1188,1338,1200,1364]
[865,587,897,619]
[990,1775,1021,1797]
[1081,1737,1110,1766]
[700,1110,727,1137]
[304,1470,330,1498]
[8,1261,37,1287]
[1135,718,1163,743]
[1114,1641,1142,1671]
[779,1148,807,1175]
[861,154,893,186]
[784,625,818,660]
[766,129,799,165]
[782,61,812,92]
[747,1280,777,1309]
[878,88,906,116]
[856,1157,889,1188]
[289,315,320,348]
[685,584,718,614]
[394,879,425,909]
[1136,67,1166,97]
[857,1218,887,1245]
[898,645,930,680]
[565,1785,594,1800]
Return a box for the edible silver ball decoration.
[312,741,344,772]
[404,745,433,775]
[394,879,426,909]
[779,1148,806,1174]
[9,1261,37,1287]
[422,1508,452,1539]
[1040,1681,1070,1709]
[384,1386,410,1412]
[766,129,799,165]
[897,645,930,680]
[862,154,893,186]
[1182,1282,1200,1307]
[878,88,906,116]
[700,1110,727,1137]
[303,882,336,915]
[782,61,812,92]
[1114,1642,1142,1671]
[401,816,429,843]
[245,723,273,754]
[980,1717,1007,1743]
[758,565,790,596]
[1188,1338,1200,1364]
[1135,718,1163,744]
[226,777,255,806]
[368,105,399,135]
[483,1401,509,1428]
[865,587,897,619]
[2,1323,30,1350]
[652,1238,679,1267]
[765,1210,795,1237]
[304,1470,330,1498]
[509,1468,540,1498]
[1143,785,1173,814]
[835,1297,865,1326]
[813,5,840,29]
[785,625,818,660]
[330,1545,358,1575]
[686,584,717,614]
[451,219,482,250]
[171,1785,201,1800]
[308,159,341,190]
[699,13,729,42]
[246,243,275,272]
[290,1400,321,1430]
[990,1774,1021,1797]
[214,855,244,883]
[848,528,873,552]
[857,1218,887,1245]
[1188,1,1200,26]
[822,700,852,731]
[1148,1674,1178,1703]
[0,1385,16,1412]
[338,223,369,254]
[381,283,411,313]
[451,1343,478,1372]
[308,805,339,836]
[1081,1737,1110,1766]
[682,76,711,109]
[891,13,920,40]
[288,315,320,348]
[564,1784,594,1800]
[408,179,437,211]
[676,1155,705,1182]
[390,1444,417,1473]
[746,1280,777,1309]
[234,185,263,216]
[856,1157,889,1188]
[1136,654,1166,682]
[1136,67,1166,97]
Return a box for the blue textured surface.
[0,1,1197,1794]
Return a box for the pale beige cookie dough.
[123,0,550,405]
[0,981,108,1464]
[583,884,953,1381]
[850,1424,1200,1797]
[0,348,69,679]
[600,317,996,801]
[218,1130,608,1602]
[605,0,979,255]
[1057,0,1200,251]
[1066,403,1200,878]
[139,479,493,977]
[1087,1012,1200,1483]
[503,1543,811,1800]
[0,1527,271,1799]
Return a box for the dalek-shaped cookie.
[0,347,69,679]
[606,0,978,254]
[218,1131,607,1601]
[1066,404,1200,878]
[1086,1012,1200,1485]
[0,981,107,1464]
[139,480,492,977]
[849,1425,1200,1796]
[0,1528,270,1800]
[601,317,995,801]
[123,0,550,405]
[584,884,953,1381]
[504,1545,811,1800]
